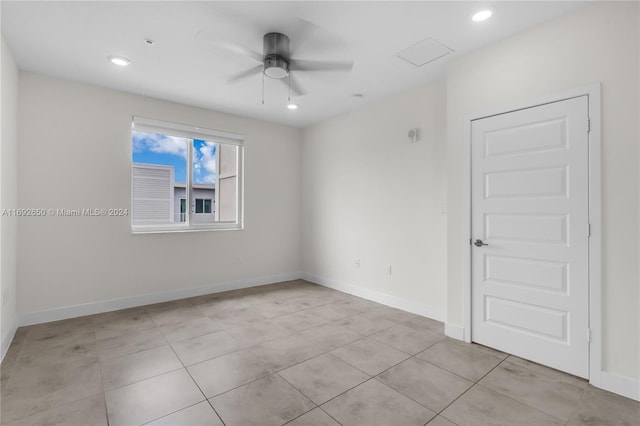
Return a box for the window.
[179,198,187,222]
[131,117,243,232]
[195,198,212,214]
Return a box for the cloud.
[201,174,216,184]
[133,131,188,159]
[193,141,217,184]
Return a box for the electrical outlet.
[385,265,392,275]
[355,259,360,269]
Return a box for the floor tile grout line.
[102,365,184,393]
[316,376,379,408]
[94,325,110,426]
[414,340,507,383]
[472,379,573,425]
[0,391,108,425]
[563,386,591,426]
[193,369,275,402]
[421,351,513,422]
[2,327,106,424]
[372,347,474,402]
[273,370,321,422]
[306,324,469,411]
[477,357,585,424]
[503,355,589,388]
[96,325,169,360]
[369,344,493,417]
[431,356,569,425]
[204,398,227,426]
[366,328,446,355]
[190,288,351,322]
[172,308,338,355]
[104,394,111,426]
[332,338,416,379]
[139,400,211,426]
[275,356,368,409]
[269,328,370,374]
[164,336,228,426]
[318,405,345,426]
[369,376,441,416]
[314,374,437,425]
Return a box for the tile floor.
[1,280,638,426]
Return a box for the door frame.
[461,83,602,384]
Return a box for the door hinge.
[588,223,591,237]
[587,328,591,343]
[587,118,591,133]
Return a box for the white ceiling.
[1,1,587,128]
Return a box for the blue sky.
[132,131,216,184]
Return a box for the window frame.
[131,116,244,234]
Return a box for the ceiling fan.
[221,31,354,103]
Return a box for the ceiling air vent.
[395,37,454,67]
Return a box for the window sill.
[131,223,243,234]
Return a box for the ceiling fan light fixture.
[287,103,298,110]
[263,32,291,79]
[263,54,290,79]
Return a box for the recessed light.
[287,103,298,110]
[108,56,130,67]
[472,9,493,22]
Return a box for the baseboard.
[596,371,640,402]
[301,272,445,322]
[19,272,302,326]
[1,321,18,362]
[444,322,466,341]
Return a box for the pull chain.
[288,73,291,103]
[262,71,265,105]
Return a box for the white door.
[471,96,590,378]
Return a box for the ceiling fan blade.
[290,76,306,97]
[289,59,353,72]
[211,41,263,63]
[278,76,307,97]
[288,18,346,58]
[228,65,263,84]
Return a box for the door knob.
[474,239,488,247]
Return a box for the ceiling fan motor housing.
[263,32,290,79]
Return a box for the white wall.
[17,72,302,319]
[302,81,447,319]
[1,37,19,357]
[446,1,639,383]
